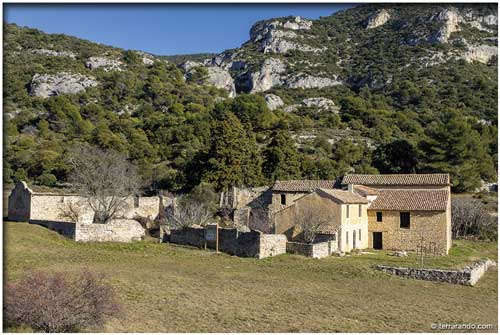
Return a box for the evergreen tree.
[203,112,263,191]
[263,130,301,182]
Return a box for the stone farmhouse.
[342,174,452,255]
[227,173,452,255]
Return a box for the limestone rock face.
[85,56,123,71]
[180,60,202,72]
[142,57,154,65]
[264,94,284,110]
[31,49,76,59]
[206,67,237,97]
[181,62,236,97]
[250,17,318,54]
[430,8,461,43]
[282,16,313,30]
[463,44,498,64]
[285,74,342,89]
[366,9,391,29]
[29,72,98,98]
[250,16,312,42]
[236,58,286,93]
[302,97,339,112]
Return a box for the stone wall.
[75,219,145,242]
[259,234,287,258]
[368,210,449,255]
[375,259,496,286]
[7,181,31,221]
[169,226,286,259]
[31,220,76,239]
[286,241,335,258]
[7,181,167,224]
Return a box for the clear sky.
[4,3,355,56]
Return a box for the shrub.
[37,173,57,186]
[451,197,497,241]
[4,269,121,332]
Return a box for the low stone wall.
[375,259,496,286]
[260,234,287,258]
[286,241,333,258]
[169,227,286,259]
[30,220,75,239]
[75,219,146,242]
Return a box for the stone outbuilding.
[342,174,452,255]
[7,181,170,242]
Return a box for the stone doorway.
[373,232,383,250]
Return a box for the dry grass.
[3,221,498,332]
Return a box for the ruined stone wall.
[259,234,287,258]
[375,259,496,286]
[7,181,32,221]
[169,227,286,259]
[7,181,165,224]
[367,210,449,255]
[75,219,145,242]
[31,220,76,239]
[286,241,335,258]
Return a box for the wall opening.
[400,212,410,229]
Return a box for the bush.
[37,173,57,186]
[4,269,121,332]
[451,197,497,241]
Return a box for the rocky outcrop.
[462,44,498,64]
[366,9,391,29]
[181,62,236,97]
[285,74,342,89]
[206,67,236,97]
[29,73,98,98]
[265,94,284,110]
[283,16,314,30]
[250,17,318,54]
[430,8,461,43]
[85,56,123,71]
[31,49,76,59]
[250,16,313,42]
[236,58,286,93]
[302,97,339,112]
[142,57,154,65]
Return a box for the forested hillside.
[3,3,498,193]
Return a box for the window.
[359,229,361,241]
[346,231,349,245]
[358,204,362,217]
[280,194,286,205]
[346,205,350,218]
[400,212,411,229]
[376,212,383,222]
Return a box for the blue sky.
[4,3,355,55]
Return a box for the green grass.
[3,221,498,332]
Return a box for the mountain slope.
[2,4,498,192]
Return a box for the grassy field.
[3,221,498,332]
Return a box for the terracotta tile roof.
[352,185,380,196]
[318,188,369,204]
[272,180,335,192]
[368,189,449,211]
[342,173,450,186]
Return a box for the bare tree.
[452,197,496,239]
[58,199,86,223]
[67,144,140,224]
[164,195,212,230]
[293,201,337,244]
